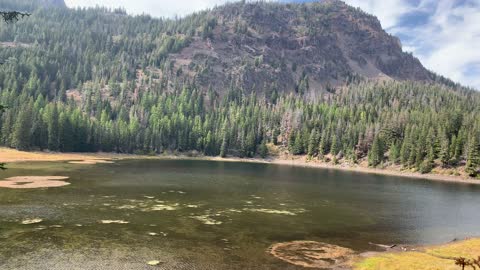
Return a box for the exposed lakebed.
[0,159,479,269]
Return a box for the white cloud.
[343,0,414,29]
[345,0,480,90]
[64,0,234,18]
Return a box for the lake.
[0,159,479,269]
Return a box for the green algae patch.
[150,203,179,211]
[0,176,70,189]
[269,241,356,269]
[21,218,43,225]
[99,220,129,224]
[243,208,305,216]
[191,215,223,225]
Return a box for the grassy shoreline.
[1,147,479,185]
[354,238,480,270]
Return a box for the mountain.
[165,0,432,94]
[0,0,65,12]
[0,0,479,177]
[39,0,66,8]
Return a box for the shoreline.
[1,147,479,185]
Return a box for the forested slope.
[0,0,479,177]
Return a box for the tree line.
[1,79,479,176]
[0,1,479,177]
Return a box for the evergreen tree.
[258,139,268,158]
[292,131,304,155]
[330,135,338,156]
[307,129,319,157]
[389,142,400,164]
[12,105,33,150]
[465,135,480,177]
[47,104,60,151]
[439,135,450,167]
[368,135,383,167]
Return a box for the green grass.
[355,239,480,270]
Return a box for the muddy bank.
[1,147,478,185]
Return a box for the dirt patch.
[0,176,70,189]
[269,241,356,269]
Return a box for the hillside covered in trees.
[0,0,479,177]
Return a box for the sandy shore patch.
[0,176,70,189]
[2,147,478,185]
[269,241,356,269]
[68,159,114,165]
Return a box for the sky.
[64,0,480,90]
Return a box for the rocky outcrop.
[164,0,433,95]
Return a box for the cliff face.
[164,0,432,95]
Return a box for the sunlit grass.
[355,239,480,270]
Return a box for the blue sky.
[65,0,480,90]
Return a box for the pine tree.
[307,129,318,157]
[465,135,480,177]
[330,135,338,156]
[47,104,60,151]
[439,135,450,167]
[368,136,383,167]
[292,131,304,155]
[389,142,400,164]
[258,139,268,158]
[12,106,33,150]
[318,130,328,159]
[220,135,228,158]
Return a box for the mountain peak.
[40,0,66,8]
[159,0,432,95]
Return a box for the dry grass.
[425,239,480,259]
[1,147,478,185]
[355,239,480,270]
[0,147,146,163]
[0,176,70,189]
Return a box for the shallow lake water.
[0,159,479,269]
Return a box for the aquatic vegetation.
[192,215,223,225]
[116,205,137,210]
[0,176,70,189]
[242,208,305,216]
[150,203,179,211]
[147,260,161,266]
[99,220,129,224]
[21,218,43,225]
[269,241,356,269]
[225,209,243,213]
